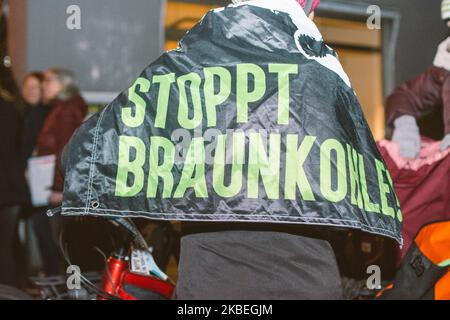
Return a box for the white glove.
[392,115,421,159]
[441,133,450,151]
[433,37,450,71]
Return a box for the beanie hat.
[297,0,321,15]
[442,0,450,21]
[232,0,320,15]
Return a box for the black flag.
[61,1,402,244]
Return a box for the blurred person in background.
[38,68,88,207]
[386,0,450,159]
[380,0,450,267]
[20,72,49,168]
[31,68,88,276]
[18,71,52,278]
[384,0,450,215]
[0,88,27,286]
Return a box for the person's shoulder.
[0,94,20,118]
[418,66,450,86]
[63,95,89,120]
[72,94,88,114]
[54,95,86,110]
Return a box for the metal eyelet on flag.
[91,201,100,209]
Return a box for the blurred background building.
[4,0,449,139]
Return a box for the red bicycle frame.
[100,254,174,300]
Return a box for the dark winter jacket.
[37,95,88,192]
[377,138,450,260]
[386,66,450,139]
[21,103,49,168]
[0,96,27,207]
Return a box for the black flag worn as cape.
[60,0,403,244]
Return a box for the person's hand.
[441,134,450,151]
[433,37,450,71]
[49,191,63,207]
[392,115,421,159]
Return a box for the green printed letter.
[236,64,266,123]
[174,137,207,198]
[115,136,146,197]
[269,64,298,125]
[247,132,281,199]
[347,144,363,209]
[147,136,175,198]
[177,72,203,129]
[375,159,395,218]
[320,139,347,202]
[358,154,380,213]
[204,67,232,127]
[213,132,245,197]
[153,73,175,129]
[122,77,151,128]
[284,134,316,201]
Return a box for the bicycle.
[0,215,176,300]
